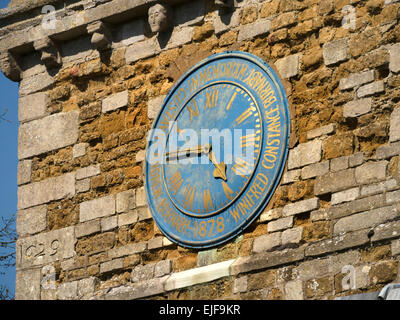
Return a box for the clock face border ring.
[144,51,291,249]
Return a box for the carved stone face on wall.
[148,3,171,33]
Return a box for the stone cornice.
[0,0,194,54]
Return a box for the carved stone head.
[148,3,171,33]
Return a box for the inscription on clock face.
[145,51,290,248]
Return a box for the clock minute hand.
[207,148,227,181]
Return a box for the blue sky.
[0,0,18,296]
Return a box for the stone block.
[137,207,152,221]
[331,187,359,205]
[78,277,98,298]
[118,211,138,227]
[148,95,166,120]
[339,70,375,90]
[326,194,385,220]
[116,189,135,213]
[307,124,336,139]
[288,140,322,170]
[282,169,301,184]
[310,209,329,221]
[18,111,79,159]
[361,179,397,197]
[259,208,282,222]
[197,249,218,267]
[18,172,75,210]
[131,263,155,282]
[282,227,303,245]
[230,247,305,275]
[213,10,241,35]
[323,38,349,66]
[376,141,400,159]
[343,98,372,118]
[75,220,100,238]
[391,239,400,256]
[253,232,282,253]
[163,237,174,247]
[72,143,88,158]
[148,237,164,250]
[76,164,101,180]
[233,276,248,294]
[136,187,147,207]
[283,198,319,216]
[386,189,400,204]
[285,280,304,300]
[389,43,400,73]
[301,161,329,179]
[271,11,297,30]
[15,268,41,300]
[18,92,48,123]
[330,156,349,172]
[17,160,32,185]
[371,220,400,242]
[19,72,54,97]
[100,258,124,274]
[17,205,47,237]
[155,260,172,278]
[16,226,75,269]
[268,216,293,232]
[238,19,271,42]
[334,205,398,235]
[305,230,369,257]
[125,38,160,64]
[108,242,147,259]
[102,90,129,113]
[76,178,90,193]
[101,216,118,232]
[136,149,146,162]
[390,108,400,142]
[166,27,194,50]
[275,54,301,79]
[165,259,235,291]
[314,169,356,195]
[57,281,78,300]
[355,161,387,185]
[349,152,365,167]
[79,195,115,222]
[357,81,384,98]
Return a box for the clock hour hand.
[165,144,208,161]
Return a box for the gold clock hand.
[165,145,204,160]
[208,149,227,181]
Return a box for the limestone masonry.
[1,0,400,300]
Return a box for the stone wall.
[2,0,400,300]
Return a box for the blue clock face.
[145,51,290,248]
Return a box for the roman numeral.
[205,88,219,110]
[169,171,183,195]
[236,106,257,125]
[241,133,260,148]
[187,100,199,121]
[183,185,196,211]
[203,189,214,212]
[222,181,235,201]
[226,91,238,111]
[232,158,253,178]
